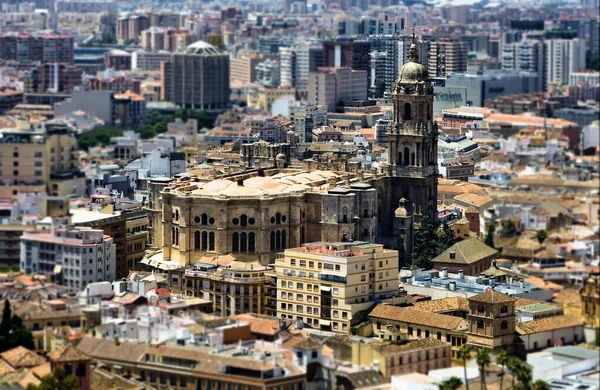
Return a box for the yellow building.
[275,242,400,333]
[581,274,600,327]
[0,121,84,199]
[248,85,296,111]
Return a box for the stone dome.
[276,153,287,160]
[398,60,428,83]
[394,198,409,217]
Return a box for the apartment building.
[275,242,399,333]
[230,53,264,83]
[20,217,116,292]
[545,38,586,87]
[134,50,172,71]
[0,122,83,200]
[428,39,468,77]
[0,32,74,63]
[308,67,368,111]
[23,63,83,94]
[178,255,268,316]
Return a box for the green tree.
[496,350,509,390]
[438,222,457,252]
[535,230,547,244]
[500,220,517,236]
[458,344,472,390]
[506,356,523,389]
[411,216,438,269]
[532,380,551,390]
[25,366,79,390]
[484,221,496,249]
[475,348,491,390]
[0,300,34,352]
[439,376,463,390]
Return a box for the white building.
[569,71,600,86]
[545,39,586,87]
[502,40,544,75]
[582,121,599,152]
[20,217,116,292]
[527,346,600,384]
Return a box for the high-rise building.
[280,44,324,96]
[545,38,586,88]
[230,52,263,83]
[0,32,74,63]
[20,219,116,292]
[308,67,368,111]
[428,38,468,77]
[23,63,82,94]
[116,14,150,42]
[274,242,399,333]
[323,39,371,73]
[170,41,230,111]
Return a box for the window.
[477,305,484,313]
[291,259,296,266]
[332,288,339,295]
[501,305,508,314]
[501,320,508,330]
[477,320,484,329]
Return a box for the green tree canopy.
[25,366,79,390]
[439,376,463,390]
[411,216,438,269]
[535,230,547,244]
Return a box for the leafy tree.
[484,221,496,249]
[586,50,600,71]
[458,344,472,390]
[496,350,509,390]
[25,366,79,390]
[535,230,547,244]
[439,376,463,390]
[77,128,123,150]
[0,299,34,352]
[411,216,438,269]
[500,219,517,236]
[475,348,491,390]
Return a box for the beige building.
[275,242,400,333]
[179,254,267,316]
[230,53,264,83]
[0,121,85,200]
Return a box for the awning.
[320,286,331,292]
[320,320,331,326]
[53,265,63,274]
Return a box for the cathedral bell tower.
[386,38,438,222]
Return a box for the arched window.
[403,147,410,166]
[248,232,255,252]
[201,213,208,225]
[270,231,275,250]
[232,232,239,252]
[276,230,281,249]
[411,152,415,166]
[241,214,248,227]
[398,151,403,166]
[403,103,412,120]
[175,228,179,246]
[477,320,484,329]
[175,210,179,220]
[342,207,348,223]
[301,227,305,244]
[194,231,201,250]
[478,305,484,313]
[501,321,508,330]
[276,212,281,225]
[209,232,215,251]
[281,230,286,249]
[172,227,176,246]
[201,231,208,251]
[240,232,247,253]
[501,305,508,314]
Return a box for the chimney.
[441,267,448,278]
[114,337,120,346]
[458,270,464,279]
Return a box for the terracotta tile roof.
[454,193,493,207]
[47,345,89,363]
[0,347,46,368]
[293,338,322,350]
[516,314,583,335]
[373,338,449,356]
[514,297,546,307]
[0,359,15,376]
[0,368,41,388]
[412,297,469,313]
[30,362,50,379]
[369,305,467,331]
[91,367,144,390]
[230,314,280,336]
[433,238,498,265]
[469,290,515,304]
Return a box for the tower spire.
[408,29,418,62]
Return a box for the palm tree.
[532,380,551,390]
[505,356,518,389]
[458,344,472,390]
[439,376,463,390]
[496,350,509,390]
[516,362,533,390]
[475,348,491,390]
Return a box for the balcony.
[319,274,346,284]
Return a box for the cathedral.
[370,40,438,264]
[149,39,438,268]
